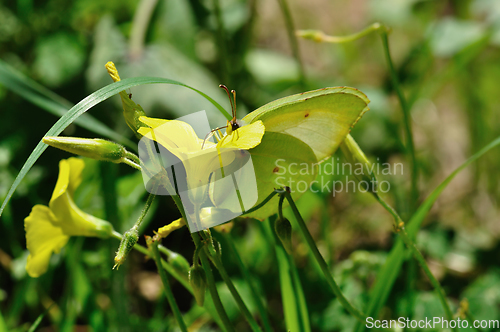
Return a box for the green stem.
[171,194,234,332]
[125,150,141,165]
[276,0,306,87]
[242,190,279,215]
[136,192,155,229]
[200,232,262,332]
[379,29,418,210]
[192,232,235,332]
[224,235,273,332]
[375,195,454,321]
[283,191,366,323]
[297,23,382,44]
[297,24,418,210]
[129,0,159,60]
[149,241,188,332]
[111,231,192,292]
[122,158,141,170]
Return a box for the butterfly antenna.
[231,89,237,120]
[219,84,236,122]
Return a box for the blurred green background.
[1,0,500,331]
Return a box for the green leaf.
[0,77,225,218]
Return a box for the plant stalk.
[283,190,366,323]
[149,241,188,332]
[375,195,454,321]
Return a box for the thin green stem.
[224,235,273,332]
[375,195,454,321]
[297,24,419,210]
[192,232,235,332]
[149,241,188,332]
[129,0,159,60]
[242,190,279,215]
[136,192,155,229]
[172,194,233,332]
[111,231,192,292]
[297,23,382,44]
[200,232,262,332]
[276,0,306,87]
[125,150,141,165]
[283,191,366,323]
[122,158,141,170]
[379,29,418,210]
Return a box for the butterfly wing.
[242,87,369,219]
[243,87,370,163]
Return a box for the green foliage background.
[1,0,500,331]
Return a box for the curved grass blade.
[355,135,500,332]
[0,59,135,149]
[0,77,226,217]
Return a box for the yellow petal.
[138,116,202,160]
[138,116,170,129]
[49,191,113,237]
[49,158,113,238]
[25,205,69,278]
[50,158,84,204]
[218,121,265,150]
[67,157,85,195]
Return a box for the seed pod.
[43,137,126,163]
[113,226,139,269]
[189,265,207,306]
[275,217,293,254]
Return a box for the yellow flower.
[137,116,264,231]
[24,158,114,278]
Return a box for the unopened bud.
[189,265,207,306]
[168,252,190,280]
[340,134,377,194]
[105,62,147,136]
[114,226,139,269]
[43,137,126,163]
[275,217,293,254]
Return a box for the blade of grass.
[262,219,301,332]
[0,76,227,218]
[0,59,135,149]
[149,241,188,332]
[27,304,54,332]
[223,234,273,332]
[200,231,262,332]
[288,254,311,332]
[276,0,306,87]
[354,135,500,332]
[283,191,366,323]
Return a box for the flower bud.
[189,265,207,306]
[340,134,377,194]
[275,217,293,254]
[43,137,126,163]
[105,61,147,136]
[168,252,190,280]
[114,226,139,269]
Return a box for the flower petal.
[50,158,84,204]
[218,120,265,150]
[25,205,69,278]
[138,116,201,154]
